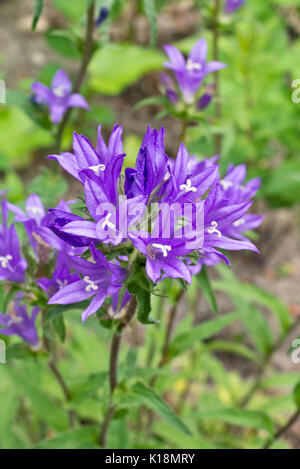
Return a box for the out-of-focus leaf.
[46,30,80,58]
[197,408,275,435]
[129,382,192,436]
[53,315,66,342]
[89,44,164,95]
[293,382,300,408]
[34,426,99,449]
[32,0,44,30]
[196,266,218,314]
[142,0,157,46]
[169,312,240,358]
[205,340,259,363]
[213,279,292,334]
[241,305,274,357]
[4,367,69,431]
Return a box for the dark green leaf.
[142,0,157,46]
[32,0,44,31]
[131,382,192,436]
[196,266,218,314]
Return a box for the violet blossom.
[48,245,127,322]
[163,38,226,105]
[0,295,39,347]
[224,0,245,15]
[0,200,27,283]
[32,69,89,124]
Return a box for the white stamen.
[27,206,43,216]
[0,255,12,268]
[220,180,233,190]
[179,178,197,193]
[152,243,172,257]
[83,276,98,292]
[207,221,222,238]
[56,279,68,289]
[53,85,66,97]
[7,316,23,326]
[233,217,245,227]
[186,59,202,72]
[89,164,106,176]
[101,213,116,231]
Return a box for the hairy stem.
[99,295,137,447]
[55,1,96,153]
[263,409,300,449]
[42,311,75,427]
[159,289,185,367]
[240,318,300,408]
[212,0,222,154]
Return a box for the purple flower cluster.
[44,124,263,316]
[161,38,226,106]
[0,126,262,333]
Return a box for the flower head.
[0,200,27,283]
[0,295,39,347]
[163,39,226,105]
[32,69,89,124]
[48,245,127,322]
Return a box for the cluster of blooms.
[0,121,263,348]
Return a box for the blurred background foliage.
[0,0,300,450]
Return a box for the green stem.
[99,295,137,447]
[263,409,300,449]
[55,0,96,153]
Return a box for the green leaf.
[130,382,192,436]
[197,408,275,435]
[204,340,259,363]
[46,30,80,58]
[32,0,44,31]
[53,315,66,342]
[34,426,99,449]
[241,305,274,357]
[293,382,300,408]
[44,301,89,323]
[213,279,292,334]
[89,44,164,95]
[4,367,68,431]
[142,0,157,46]
[135,96,168,110]
[196,266,218,314]
[169,312,240,358]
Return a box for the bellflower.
[37,251,80,298]
[218,164,264,239]
[48,245,128,322]
[8,194,72,253]
[32,69,89,124]
[96,7,109,27]
[224,0,245,15]
[163,39,226,105]
[0,295,39,348]
[48,124,124,183]
[0,200,27,283]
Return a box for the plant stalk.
[99,295,137,447]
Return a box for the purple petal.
[188,38,207,65]
[67,93,89,110]
[51,69,72,94]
